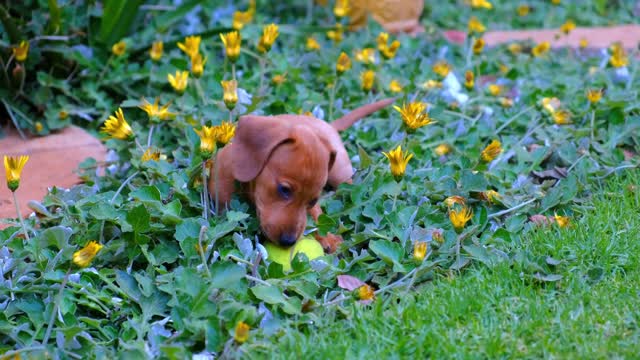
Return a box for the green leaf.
[98,0,143,46]
[130,185,162,204]
[127,205,150,233]
[357,145,373,168]
[368,240,406,272]
[316,214,337,236]
[463,244,494,266]
[175,218,202,242]
[251,285,287,305]
[115,270,142,302]
[210,262,247,290]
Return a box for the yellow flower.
[59,110,69,120]
[554,213,570,228]
[432,61,451,78]
[586,89,602,104]
[139,97,176,121]
[552,110,571,125]
[306,37,321,51]
[234,321,250,343]
[355,48,376,64]
[73,241,103,268]
[551,0,560,4]
[13,41,29,62]
[376,33,400,60]
[167,70,189,94]
[444,196,466,208]
[257,23,279,54]
[142,148,161,162]
[215,121,236,146]
[272,74,286,85]
[480,139,502,163]
[560,20,576,34]
[464,70,474,89]
[190,53,206,78]
[499,97,514,108]
[360,70,375,92]
[467,16,486,34]
[389,80,403,93]
[356,284,375,301]
[101,108,134,140]
[541,97,561,113]
[327,24,344,43]
[532,41,550,57]
[499,64,509,74]
[382,145,413,180]
[517,4,530,17]
[508,43,522,55]
[609,43,628,68]
[376,32,390,51]
[334,0,350,17]
[579,38,588,49]
[483,190,502,205]
[4,155,29,192]
[195,126,217,157]
[413,242,427,261]
[35,121,44,133]
[177,35,201,58]
[470,0,492,9]
[434,144,452,156]
[421,79,442,89]
[472,37,485,54]
[394,102,435,132]
[487,84,502,96]
[449,205,473,233]
[232,10,253,30]
[220,31,241,63]
[336,52,351,74]
[221,80,238,110]
[150,41,163,61]
[112,41,126,56]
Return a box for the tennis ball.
[264,235,325,271]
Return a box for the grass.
[259,171,640,359]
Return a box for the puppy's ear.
[317,134,337,172]
[231,115,293,182]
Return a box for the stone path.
[0,126,106,220]
[444,24,640,49]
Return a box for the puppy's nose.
[279,233,297,247]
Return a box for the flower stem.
[213,148,220,216]
[43,267,71,346]
[110,171,139,203]
[198,225,212,278]
[329,77,340,120]
[258,57,266,96]
[12,191,29,241]
[98,54,114,85]
[590,109,595,141]
[231,63,237,81]
[202,161,209,220]
[147,124,155,148]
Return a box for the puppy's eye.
[308,198,318,207]
[277,184,292,199]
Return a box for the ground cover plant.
[1,0,639,358]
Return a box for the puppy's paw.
[316,233,343,254]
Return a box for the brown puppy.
[209,99,394,253]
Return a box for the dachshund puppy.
[210,99,394,253]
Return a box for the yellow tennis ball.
[264,235,325,271]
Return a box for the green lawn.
[256,171,640,359]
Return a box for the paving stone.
[0,126,106,220]
[444,24,640,49]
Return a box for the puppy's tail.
[330,98,395,132]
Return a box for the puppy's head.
[231,115,336,247]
